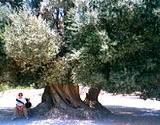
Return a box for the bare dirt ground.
[0,87,160,125]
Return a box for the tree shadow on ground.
[106,105,160,125]
[0,106,160,125]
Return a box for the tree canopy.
[0,0,160,99]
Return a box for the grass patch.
[0,84,11,91]
[14,85,33,89]
[0,82,34,92]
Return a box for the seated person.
[12,92,29,120]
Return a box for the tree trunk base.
[30,103,111,119]
[30,85,111,119]
[47,106,111,119]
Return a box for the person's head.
[18,93,23,99]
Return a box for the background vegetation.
[0,0,160,100]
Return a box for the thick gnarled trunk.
[84,87,110,113]
[42,84,81,109]
[85,87,101,108]
[32,84,111,118]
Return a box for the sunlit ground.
[0,86,160,125]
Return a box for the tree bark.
[84,87,100,108]
[84,87,109,111]
[42,84,82,109]
[31,84,111,118]
[31,84,82,116]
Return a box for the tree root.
[30,102,111,120]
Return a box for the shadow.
[0,106,160,125]
[106,105,160,117]
[100,105,160,125]
[0,107,14,121]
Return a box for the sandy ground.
[0,86,160,125]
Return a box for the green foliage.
[1,9,63,86]
[0,84,11,92]
[69,23,109,87]
[73,53,107,87]
[3,10,61,69]
[65,0,160,96]
[1,0,160,98]
[71,23,102,52]
[0,0,23,8]
[0,4,12,77]
[64,8,79,47]
[40,0,74,29]
[2,8,77,86]
[97,0,160,95]
[0,82,34,92]
[42,59,73,85]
